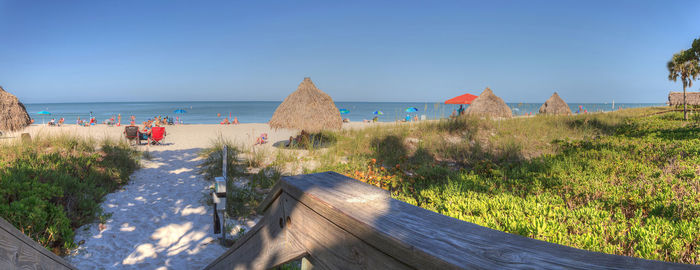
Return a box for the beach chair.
[124,126,141,145]
[150,126,166,145]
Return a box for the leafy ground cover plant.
[0,135,138,255]
[312,108,699,264]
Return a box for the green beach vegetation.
[0,135,139,255]
[227,107,697,264]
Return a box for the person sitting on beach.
[343,118,350,123]
[404,115,410,122]
[232,117,239,124]
[255,133,268,145]
[140,123,152,140]
[373,116,378,122]
[450,109,457,118]
[48,118,56,126]
[58,117,64,126]
[286,131,310,147]
[220,118,230,125]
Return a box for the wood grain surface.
[0,217,76,270]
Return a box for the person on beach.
[458,105,465,115]
[450,109,457,118]
[130,115,136,125]
[117,114,121,126]
[58,117,64,126]
[233,117,239,124]
[220,118,230,125]
[140,122,152,140]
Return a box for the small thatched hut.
[464,87,512,118]
[538,92,572,115]
[668,91,700,107]
[269,77,342,132]
[0,86,31,132]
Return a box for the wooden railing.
[0,171,695,269]
[0,216,76,269]
[205,171,693,270]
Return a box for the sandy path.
[67,149,226,269]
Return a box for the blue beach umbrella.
[405,107,418,113]
[373,110,384,115]
[173,109,187,124]
[37,111,51,124]
[339,108,350,114]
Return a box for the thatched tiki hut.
[538,92,572,115]
[464,87,512,118]
[269,77,342,133]
[668,91,700,107]
[0,86,31,132]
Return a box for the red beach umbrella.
[445,93,478,104]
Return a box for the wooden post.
[300,257,314,270]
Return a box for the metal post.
[222,145,227,179]
[221,145,227,244]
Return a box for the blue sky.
[1,0,698,103]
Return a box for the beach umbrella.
[405,107,418,113]
[37,110,51,124]
[339,108,350,114]
[445,93,478,104]
[173,109,187,114]
[373,110,384,115]
[269,77,342,133]
[464,87,512,118]
[0,86,31,131]
[539,92,572,115]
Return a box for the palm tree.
[667,51,699,120]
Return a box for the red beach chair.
[150,126,166,145]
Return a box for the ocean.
[24,101,665,125]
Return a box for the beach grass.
[295,107,699,264]
[0,135,139,255]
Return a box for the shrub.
[0,136,138,254]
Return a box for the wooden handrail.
[0,216,76,269]
[205,171,694,270]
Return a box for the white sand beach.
[6,122,375,269]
